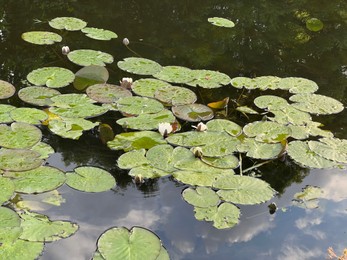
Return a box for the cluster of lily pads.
[0,15,346,259]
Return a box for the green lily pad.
[0,148,43,171]
[154,85,197,106]
[19,211,79,242]
[173,170,234,187]
[254,95,288,110]
[41,190,66,206]
[236,106,259,115]
[0,122,42,149]
[289,94,344,115]
[50,93,96,107]
[4,166,65,194]
[48,117,99,140]
[21,31,62,45]
[208,17,235,28]
[10,107,48,124]
[201,137,240,157]
[0,207,22,243]
[278,77,319,93]
[86,84,132,103]
[293,185,323,209]
[74,65,109,91]
[107,131,166,151]
[172,104,214,122]
[0,239,43,260]
[166,131,231,147]
[153,66,195,84]
[117,57,162,75]
[231,76,281,90]
[187,69,231,88]
[68,49,114,66]
[49,103,108,118]
[182,187,219,208]
[206,119,242,136]
[18,86,61,106]
[0,177,15,205]
[194,202,240,229]
[132,78,171,98]
[0,80,16,99]
[214,175,276,205]
[269,105,312,126]
[66,166,116,192]
[201,154,239,169]
[146,144,177,172]
[287,140,337,169]
[0,104,15,123]
[82,27,118,40]
[156,246,170,260]
[116,109,176,130]
[117,149,149,169]
[27,67,75,88]
[230,77,253,89]
[306,18,324,32]
[49,17,87,31]
[308,137,347,163]
[116,96,164,115]
[129,165,170,179]
[238,138,283,160]
[243,121,291,143]
[31,142,55,159]
[97,226,163,260]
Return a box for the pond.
[1,1,347,259]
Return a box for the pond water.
[1,1,347,259]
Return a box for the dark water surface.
[1,1,347,259]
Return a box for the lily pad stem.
[243,159,273,174]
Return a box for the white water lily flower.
[61,46,70,55]
[192,122,208,132]
[120,77,133,89]
[158,122,173,137]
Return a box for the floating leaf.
[18,86,61,106]
[0,239,43,259]
[86,84,132,103]
[154,85,197,106]
[74,65,109,91]
[116,96,164,115]
[194,202,240,229]
[117,149,148,169]
[129,165,170,179]
[306,18,324,32]
[0,207,21,243]
[278,77,318,93]
[27,67,75,88]
[214,175,276,205]
[231,76,281,90]
[4,166,65,194]
[132,78,171,98]
[117,57,162,75]
[10,107,48,124]
[98,123,115,144]
[238,138,283,160]
[230,77,253,89]
[0,177,15,205]
[293,185,323,209]
[172,104,214,122]
[208,97,229,109]
[50,93,95,107]
[0,122,41,149]
[182,187,219,208]
[49,102,108,118]
[208,17,235,28]
[201,137,240,157]
[201,154,239,169]
[166,131,232,147]
[236,106,259,115]
[153,66,195,84]
[0,80,15,99]
[243,121,291,143]
[146,144,177,172]
[66,166,116,192]
[188,70,231,88]
[173,170,234,187]
[21,31,62,45]
[0,104,15,123]
[68,49,114,66]
[82,27,118,40]
[254,95,288,110]
[19,211,79,242]
[308,137,347,163]
[97,227,163,260]
[269,105,312,126]
[107,131,166,151]
[42,190,66,206]
[31,142,55,159]
[0,149,43,171]
[49,17,87,31]
[206,119,242,136]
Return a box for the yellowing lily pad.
[172,104,214,122]
[117,57,162,75]
[21,31,62,45]
[27,67,75,88]
[82,27,118,40]
[49,17,87,31]
[68,49,114,66]
[0,80,15,99]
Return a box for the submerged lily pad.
[66,166,116,192]
[0,122,41,149]
[187,70,231,88]
[0,80,16,99]
[22,31,62,45]
[306,18,324,32]
[86,84,132,103]
[82,27,118,40]
[97,226,163,260]
[68,49,114,66]
[18,86,61,106]
[0,149,43,171]
[183,187,219,208]
[0,207,21,243]
[0,104,15,123]
[0,177,15,205]
[208,17,235,28]
[154,85,197,106]
[293,185,323,209]
[132,78,171,98]
[172,104,214,122]
[27,67,75,88]
[117,57,162,75]
[19,211,78,242]
[49,17,87,31]
[153,66,195,84]
[116,96,164,115]
[74,65,109,91]
[10,107,48,124]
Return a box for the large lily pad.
[66,166,116,192]
[187,69,231,88]
[82,27,118,40]
[0,239,43,260]
[278,77,318,93]
[18,86,61,106]
[10,107,48,125]
[269,105,312,126]
[237,138,283,160]
[0,122,41,149]
[0,207,22,243]
[153,66,195,84]
[0,80,16,99]
[21,31,62,45]
[117,57,162,75]
[166,131,232,147]
[308,137,347,163]
[146,144,177,172]
[116,96,164,115]
[49,103,108,118]
[208,17,235,28]
[243,121,291,143]
[214,175,276,205]
[173,170,234,187]
[117,149,149,169]
[68,49,114,66]
[132,78,171,98]
[74,65,109,91]
[201,137,240,157]
[0,177,15,205]
[0,149,43,171]
[182,187,219,208]
[97,226,163,260]
[4,166,65,194]
[49,17,87,31]
[154,85,197,106]
[129,165,170,179]
[86,84,132,103]
[27,67,75,88]
[201,154,239,169]
[50,93,96,107]
[254,95,288,110]
[0,104,15,123]
[172,104,214,122]
[206,119,242,137]
[19,211,79,242]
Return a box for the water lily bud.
[120,77,133,89]
[191,147,203,158]
[158,122,173,137]
[192,122,208,132]
[123,38,130,46]
[61,46,70,55]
